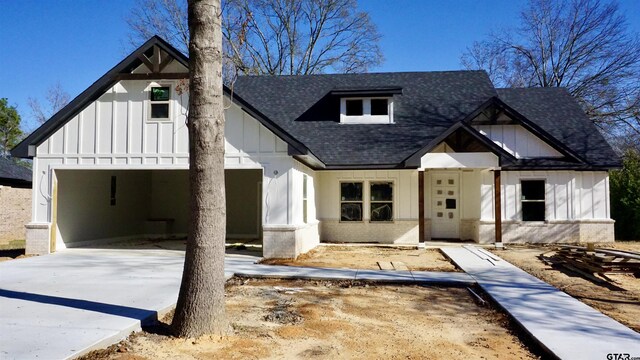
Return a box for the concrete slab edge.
[441,247,572,360]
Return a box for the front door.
[431,172,460,239]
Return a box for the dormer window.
[340,97,393,124]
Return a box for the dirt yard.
[81,279,539,360]
[494,242,640,332]
[262,246,458,272]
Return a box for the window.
[340,98,392,124]
[345,99,363,116]
[521,180,545,221]
[149,86,171,120]
[370,99,388,115]
[370,182,393,222]
[340,182,363,221]
[303,175,308,223]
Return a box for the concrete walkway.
[0,248,472,360]
[442,246,640,360]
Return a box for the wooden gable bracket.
[118,45,188,81]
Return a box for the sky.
[1,0,639,131]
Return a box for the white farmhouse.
[12,36,619,258]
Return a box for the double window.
[340,182,393,222]
[341,98,392,124]
[521,180,545,221]
[149,86,171,120]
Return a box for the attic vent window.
[149,86,171,120]
[340,98,393,124]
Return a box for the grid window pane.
[341,203,362,221]
[345,99,363,116]
[341,182,362,201]
[151,87,170,101]
[371,203,393,221]
[370,99,388,115]
[522,202,545,221]
[522,180,545,200]
[151,104,169,118]
[370,183,392,201]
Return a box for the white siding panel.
[259,124,275,153]
[81,104,96,153]
[476,125,562,158]
[225,106,243,154]
[115,94,128,154]
[65,116,79,154]
[581,172,594,219]
[593,172,607,219]
[175,122,188,153]
[243,113,259,152]
[144,122,158,154]
[98,96,113,154]
[50,127,64,154]
[129,97,144,154]
[159,122,173,153]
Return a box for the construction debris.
[541,245,640,282]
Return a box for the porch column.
[418,170,425,243]
[494,170,502,244]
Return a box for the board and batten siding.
[475,125,562,158]
[316,170,419,221]
[31,79,292,224]
[480,170,610,221]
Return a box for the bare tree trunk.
[172,0,228,338]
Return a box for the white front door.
[431,173,460,239]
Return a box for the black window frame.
[340,182,363,222]
[521,180,546,221]
[149,86,171,120]
[370,182,393,222]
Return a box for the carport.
[52,169,262,250]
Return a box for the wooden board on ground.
[392,261,409,271]
[377,261,394,270]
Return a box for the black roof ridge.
[236,69,489,78]
[496,87,571,93]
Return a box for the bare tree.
[27,82,70,125]
[127,0,382,76]
[171,0,228,337]
[461,0,640,136]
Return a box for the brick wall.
[0,185,31,244]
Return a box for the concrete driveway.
[0,248,256,360]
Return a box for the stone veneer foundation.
[262,222,320,259]
[478,220,615,243]
[25,223,51,255]
[320,220,419,244]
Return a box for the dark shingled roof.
[11,35,619,170]
[0,156,32,187]
[232,71,498,167]
[233,72,620,169]
[496,88,621,168]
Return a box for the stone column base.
[262,222,320,259]
[478,220,615,244]
[25,223,51,255]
